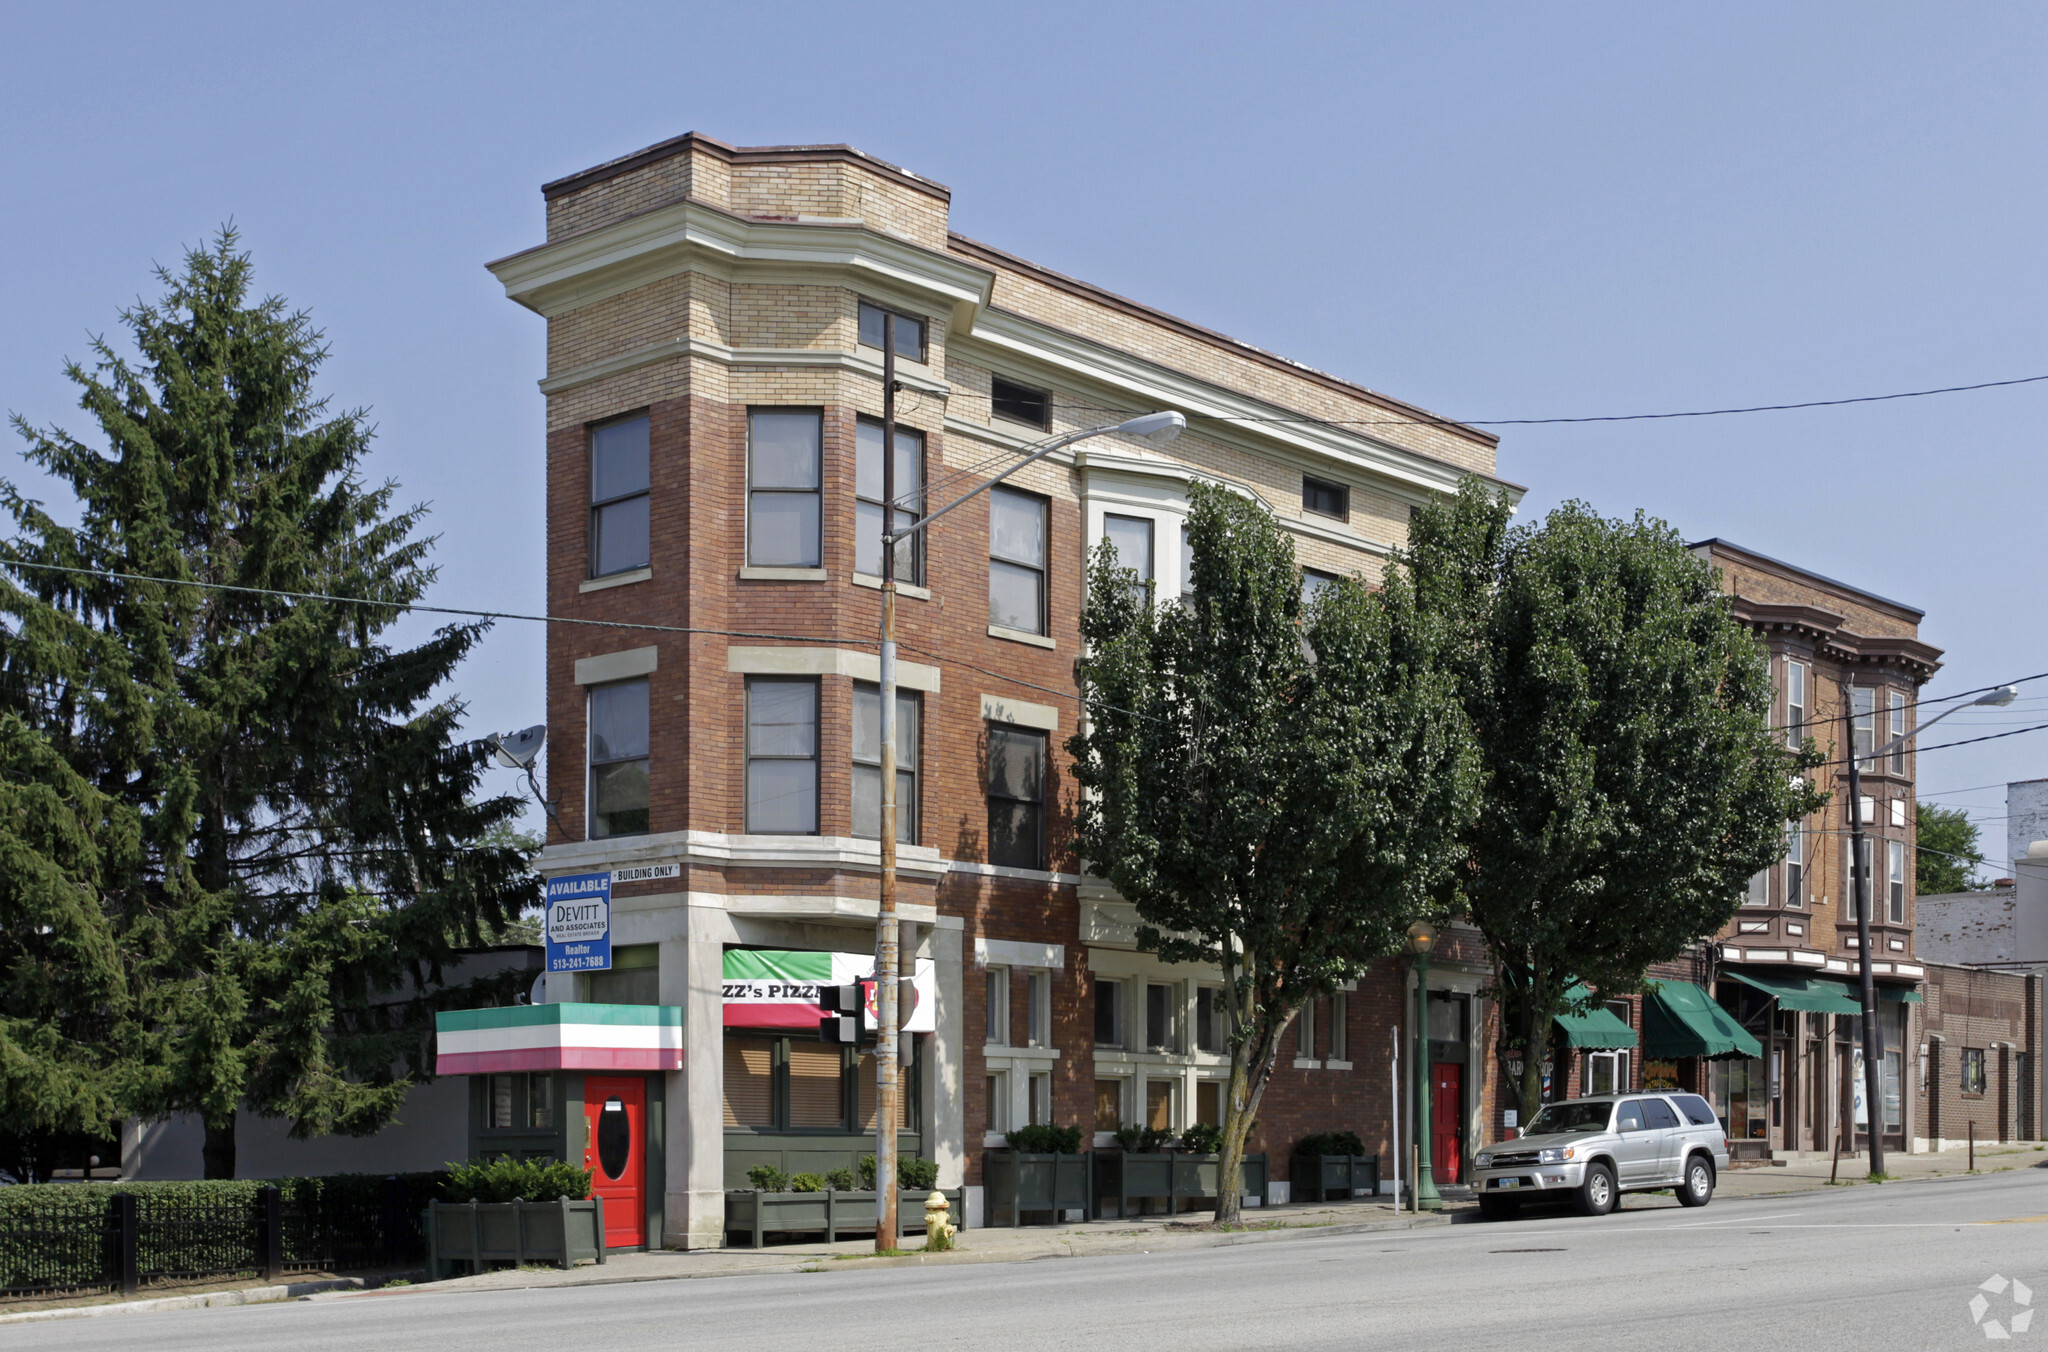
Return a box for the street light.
[1842,682,2017,1176]
[866,310,1187,1250]
[1404,919,1443,1212]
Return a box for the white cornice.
[488,200,994,325]
[538,829,950,880]
[539,336,954,399]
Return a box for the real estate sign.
[546,871,613,973]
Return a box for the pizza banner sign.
[722,949,935,1033]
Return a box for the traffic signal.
[818,980,871,1045]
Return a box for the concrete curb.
[0,1276,386,1325]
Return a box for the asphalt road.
[23,1167,2048,1351]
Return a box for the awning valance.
[1879,986,1923,1004]
[1554,982,1638,1050]
[1642,980,1762,1061]
[722,949,935,1033]
[1722,970,1863,1015]
[435,1002,683,1076]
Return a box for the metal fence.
[0,1180,430,1299]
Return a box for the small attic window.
[991,376,1050,431]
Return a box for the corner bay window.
[746,677,819,834]
[986,723,1047,869]
[852,681,918,843]
[858,300,926,362]
[1845,837,1874,919]
[1104,514,1153,604]
[855,418,923,582]
[989,487,1048,635]
[1889,690,1908,774]
[1783,658,1807,748]
[748,409,822,568]
[1888,839,1907,924]
[589,679,649,839]
[589,414,650,578]
[1851,686,1877,762]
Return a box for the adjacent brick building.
[488,132,1517,1246]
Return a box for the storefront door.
[1432,1063,1463,1184]
[583,1076,646,1248]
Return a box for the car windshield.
[1525,1101,1614,1135]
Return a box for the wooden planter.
[723,1188,963,1249]
[426,1198,607,1278]
[1093,1152,1269,1219]
[982,1151,1090,1227]
[1292,1153,1381,1203]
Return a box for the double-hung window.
[1301,568,1339,606]
[985,966,1011,1047]
[1026,971,1051,1048]
[989,488,1049,635]
[1888,691,1908,774]
[1146,982,1177,1053]
[1784,822,1805,908]
[1783,659,1807,748]
[1328,992,1348,1062]
[588,679,650,839]
[852,681,918,843]
[1845,837,1874,919]
[986,723,1047,869]
[1094,978,1124,1048]
[746,677,819,834]
[1104,514,1154,604]
[1194,987,1224,1053]
[1302,474,1348,521]
[589,415,650,578]
[748,410,822,568]
[1851,687,1876,763]
[1887,839,1907,923]
[855,417,923,583]
[857,300,926,362]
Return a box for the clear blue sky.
[6,3,2044,863]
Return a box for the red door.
[583,1077,646,1248]
[1432,1063,1464,1184]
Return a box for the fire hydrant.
[923,1191,956,1252]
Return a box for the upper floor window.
[852,681,919,843]
[1301,568,1339,606]
[855,418,924,583]
[1783,659,1807,748]
[1851,687,1876,763]
[992,375,1050,431]
[1302,475,1349,521]
[1889,691,1908,775]
[1887,839,1907,923]
[745,677,819,834]
[588,679,650,839]
[985,966,1010,1046]
[589,415,650,578]
[858,300,926,363]
[1785,822,1805,908]
[1845,836,1873,919]
[1194,987,1224,1053]
[1025,970,1051,1048]
[1146,982,1179,1053]
[1104,514,1154,604]
[1094,978,1124,1048]
[748,410,822,568]
[990,487,1048,635]
[987,724,1047,870]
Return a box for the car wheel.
[1676,1155,1715,1208]
[1478,1193,1519,1221]
[1574,1163,1616,1217]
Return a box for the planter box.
[1292,1154,1381,1203]
[982,1151,1090,1227]
[1093,1152,1269,1219]
[724,1188,963,1249]
[426,1199,606,1278]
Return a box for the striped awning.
[435,1002,683,1075]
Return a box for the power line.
[1807,720,2048,771]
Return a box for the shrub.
[441,1157,591,1204]
[1180,1123,1224,1154]
[788,1173,827,1193]
[898,1156,939,1190]
[824,1167,857,1191]
[1002,1124,1083,1155]
[746,1165,790,1193]
[1113,1124,1176,1153]
[1296,1131,1366,1158]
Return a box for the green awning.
[1879,986,1923,1004]
[1643,980,1763,1061]
[1553,981,1638,1050]
[1721,969,1863,1015]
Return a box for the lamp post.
[1842,680,2016,1176]
[865,354,1185,1250]
[1405,919,1442,1212]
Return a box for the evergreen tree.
[1,230,537,1177]
[1071,482,1476,1223]
[1405,481,1823,1116]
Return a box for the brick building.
[483,132,1516,1247]
[1912,962,2043,1148]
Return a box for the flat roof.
[1689,537,1925,622]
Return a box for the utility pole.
[875,312,902,1251]
[1843,678,1885,1177]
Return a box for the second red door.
[582,1076,646,1248]
[1432,1063,1464,1184]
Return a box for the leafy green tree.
[1070,483,1477,1223]
[1,230,537,1177]
[1915,802,1987,894]
[1405,481,1822,1116]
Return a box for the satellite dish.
[489,724,547,770]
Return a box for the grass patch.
[831,1248,914,1259]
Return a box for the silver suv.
[1470,1093,1731,1219]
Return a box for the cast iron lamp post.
[1405,919,1443,1211]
